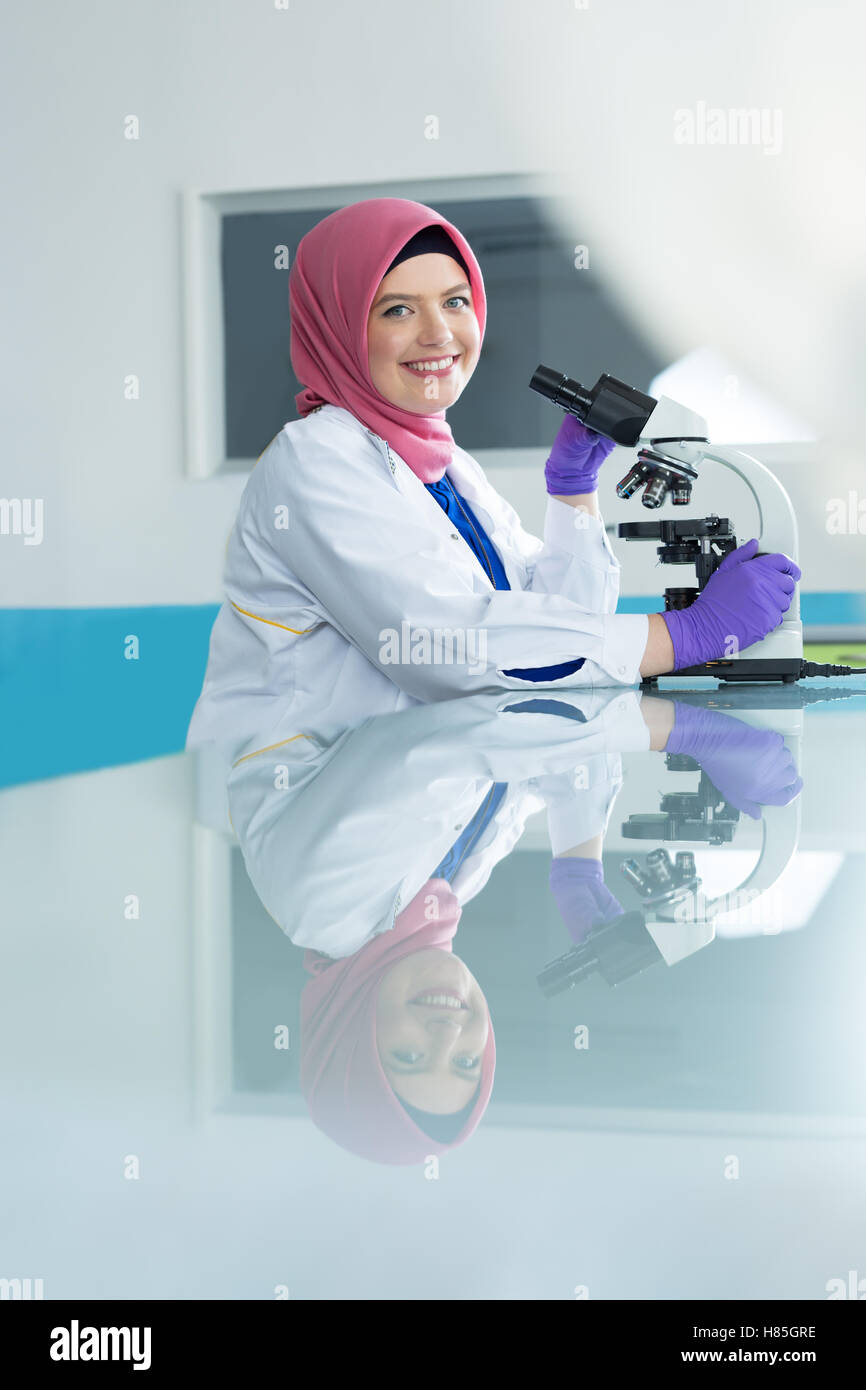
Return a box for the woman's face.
[366,252,481,414]
[376,947,489,1114]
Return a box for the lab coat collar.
[306,404,528,589]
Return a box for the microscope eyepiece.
[528,365,593,415]
[529,365,657,448]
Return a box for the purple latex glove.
[544,413,617,496]
[549,857,625,944]
[664,702,803,818]
[662,538,801,668]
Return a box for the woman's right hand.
[662,702,803,818]
[660,538,801,669]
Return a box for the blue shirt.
[424,474,586,681]
[431,780,508,883]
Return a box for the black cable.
[799,660,866,677]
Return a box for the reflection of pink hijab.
[289,197,487,483]
[300,879,496,1165]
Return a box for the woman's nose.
[425,1015,462,1035]
[416,308,452,347]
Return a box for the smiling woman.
[186,196,673,750]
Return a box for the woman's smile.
[400,353,461,377]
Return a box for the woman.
[187,198,799,745]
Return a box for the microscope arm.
[641,706,803,952]
[708,799,802,925]
[637,394,800,584]
[698,444,801,626]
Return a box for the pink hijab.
[289,198,487,483]
[300,879,496,1165]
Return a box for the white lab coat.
[226,687,649,959]
[186,403,649,747]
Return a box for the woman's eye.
[390,1050,479,1072]
[383,296,469,317]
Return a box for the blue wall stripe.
[616,591,866,624]
[0,606,219,788]
[0,595,864,787]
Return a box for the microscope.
[529,366,813,683]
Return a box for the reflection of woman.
[302,879,495,1166]
[294,693,639,1165]
[188,197,690,746]
[228,686,650,1164]
[232,688,802,1162]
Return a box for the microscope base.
[644,658,803,684]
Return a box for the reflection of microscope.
[536,771,749,998]
[536,684,863,997]
[536,689,810,997]
[529,366,866,683]
[621,757,740,845]
[537,846,702,997]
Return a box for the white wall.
[0,0,533,607]
[3,0,864,609]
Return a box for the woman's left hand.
[544,413,618,497]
